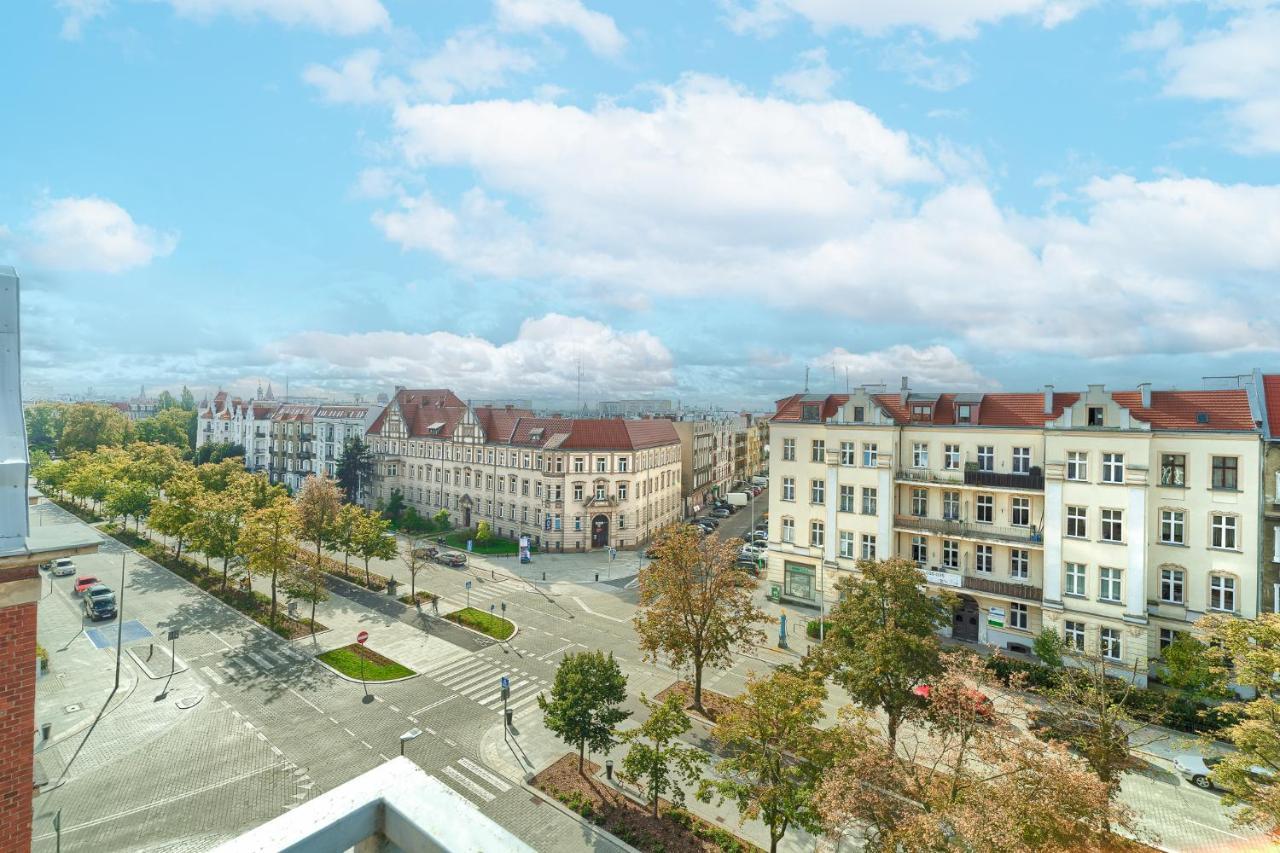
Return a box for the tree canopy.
[539,650,631,772]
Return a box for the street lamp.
[399,727,423,757]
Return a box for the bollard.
[41,722,51,741]
[504,709,513,727]
[594,572,599,582]
[605,759,614,781]
[542,572,546,581]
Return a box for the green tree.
[808,557,953,748]
[538,651,631,773]
[621,693,707,818]
[401,533,433,603]
[135,408,194,449]
[33,457,71,499]
[190,483,250,593]
[106,479,154,531]
[241,471,287,510]
[475,521,493,543]
[24,402,67,454]
[155,390,177,411]
[150,467,203,562]
[335,437,375,504]
[65,452,118,512]
[383,488,406,524]
[295,474,341,628]
[124,442,183,489]
[195,442,245,467]
[58,403,131,455]
[180,386,195,411]
[281,561,328,631]
[332,503,363,577]
[1160,632,1226,697]
[239,497,297,628]
[700,669,831,853]
[196,457,246,492]
[1033,628,1065,669]
[353,508,397,588]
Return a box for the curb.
[311,653,420,685]
[521,781,644,853]
[440,609,520,644]
[34,660,139,756]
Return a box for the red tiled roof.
[1263,376,1280,437]
[1112,390,1256,431]
[770,394,849,422]
[504,417,678,450]
[475,406,535,442]
[367,389,467,437]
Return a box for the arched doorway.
[953,595,979,642]
[591,514,609,549]
[460,495,472,529]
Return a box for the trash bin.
[386,578,399,597]
[768,583,781,602]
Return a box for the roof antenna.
[804,366,810,393]
[576,354,583,414]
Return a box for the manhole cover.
[176,695,203,710]
[63,704,82,714]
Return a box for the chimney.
[899,375,910,405]
[1043,384,1054,415]
[1139,382,1152,408]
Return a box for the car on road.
[74,575,100,594]
[436,552,466,568]
[696,517,719,528]
[50,558,76,576]
[710,507,732,518]
[83,584,117,621]
[1174,753,1275,791]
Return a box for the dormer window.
[801,403,820,422]
[1087,407,1104,426]
[956,405,972,424]
[853,406,865,422]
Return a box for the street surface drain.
[63,704,82,713]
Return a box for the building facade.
[367,390,682,550]
[1256,372,1280,615]
[266,404,375,492]
[766,380,1262,684]
[672,417,735,515]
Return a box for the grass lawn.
[316,643,415,681]
[445,606,516,640]
[441,530,535,555]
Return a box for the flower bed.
[398,590,439,606]
[316,643,414,681]
[444,606,515,640]
[295,546,393,592]
[441,530,534,555]
[532,753,759,853]
[655,680,736,723]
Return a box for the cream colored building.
[766,380,1261,684]
[368,389,682,551]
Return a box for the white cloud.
[266,314,675,396]
[164,0,389,35]
[495,0,626,56]
[18,196,177,273]
[880,37,973,91]
[303,49,401,104]
[772,48,839,100]
[721,0,1092,40]
[815,344,994,390]
[56,0,111,39]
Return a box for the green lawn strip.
[444,606,516,640]
[440,530,534,555]
[316,643,415,681]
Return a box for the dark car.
[696,517,719,528]
[83,584,117,621]
[710,507,732,518]
[437,552,467,568]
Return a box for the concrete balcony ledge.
[893,514,1043,547]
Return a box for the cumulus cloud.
[163,0,389,35]
[494,0,626,56]
[721,0,1092,40]
[266,315,675,397]
[772,48,839,100]
[880,37,973,91]
[17,196,177,273]
[56,0,111,39]
[816,344,994,390]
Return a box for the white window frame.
[839,441,855,466]
[862,443,878,467]
[976,494,993,524]
[1101,508,1123,543]
[1066,506,1087,539]
[811,440,825,463]
[810,520,824,548]
[1209,574,1236,613]
[1065,562,1086,597]
[1011,496,1030,527]
[1102,452,1124,484]
[1010,549,1029,580]
[1100,627,1121,661]
[1009,602,1028,631]
[862,487,877,515]
[1211,513,1238,550]
[781,477,795,502]
[977,445,994,472]
[811,479,825,504]
[781,517,795,543]
[782,438,795,462]
[861,534,876,560]
[1064,620,1085,651]
[1066,451,1087,481]
[912,442,928,468]
[975,544,993,573]
[1012,447,1031,474]
[942,539,959,569]
[1160,509,1185,545]
[1099,567,1122,603]
[1160,567,1185,604]
[839,531,855,559]
[944,444,960,470]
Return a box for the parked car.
[696,517,720,528]
[412,546,439,561]
[751,534,769,546]
[1174,753,1275,791]
[50,558,76,576]
[740,544,765,557]
[735,556,761,575]
[83,585,117,621]
[710,507,732,518]
[74,575,100,595]
[437,552,467,568]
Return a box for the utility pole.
[113,552,125,693]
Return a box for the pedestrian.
[431,596,439,616]
[609,545,617,561]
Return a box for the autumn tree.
[123,442,183,490]
[282,561,328,632]
[58,403,131,455]
[190,482,251,593]
[539,650,631,773]
[150,467,203,561]
[401,533,432,604]
[331,503,363,577]
[621,693,707,818]
[295,474,341,627]
[352,507,397,588]
[32,456,70,499]
[239,497,298,628]
[106,479,154,531]
[808,557,952,747]
[633,524,767,714]
[701,669,831,853]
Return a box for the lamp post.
[113,552,126,694]
[399,727,422,757]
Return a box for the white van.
[751,476,767,487]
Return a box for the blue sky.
[4,0,1278,407]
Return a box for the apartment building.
[672,417,736,515]
[766,380,1261,684]
[196,390,239,447]
[230,398,280,472]
[267,404,375,492]
[731,414,769,482]
[1255,372,1280,614]
[368,389,682,551]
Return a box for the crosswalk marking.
[458,758,512,792]
[459,677,505,699]
[200,665,224,685]
[441,765,495,802]
[539,643,575,660]
[424,657,477,679]
[476,679,527,707]
[507,691,544,712]
[443,667,500,692]
[246,651,275,670]
[412,695,457,715]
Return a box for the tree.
[1033,627,1065,669]
[65,452,116,512]
[239,497,297,628]
[621,693,707,818]
[1160,632,1226,697]
[332,503,363,577]
[180,386,195,411]
[808,557,952,748]
[401,533,433,603]
[352,508,397,588]
[156,390,177,411]
[432,508,450,529]
[241,471,287,510]
[106,479,154,531]
[190,484,249,593]
[539,651,631,773]
[633,524,767,714]
[383,488,406,524]
[33,457,71,499]
[150,467,203,562]
[25,402,67,454]
[700,669,831,853]
[335,437,375,504]
[475,521,493,543]
[194,442,245,466]
[1199,613,1280,831]
[58,403,131,455]
[282,561,328,631]
[295,474,341,628]
[124,442,183,489]
[135,408,194,449]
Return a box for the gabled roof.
[475,406,534,442]
[1263,375,1280,439]
[770,394,849,422]
[1112,390,1256,431]
[367,389,467,438]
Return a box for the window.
[781,477,795,501]
[1100,628,1121,661]
[1066,506,1087,538]
[911,403,932,421]
[956,404,972,424]
[861,534,876,559]
[1010,602,1028,631]
[839,531,855,558]
[853,405,865,422]
[784,562,815,601]
[1065,562,1086,596]
[1010,549,1029,579]
[942,491,960,520]
[574,516,583,531]
[862,443,878,467]
[1064,620,1085,651]
[811,479,825,504]
[1159,629,1182,652]
[1160,454,1185,487]
[1101,508,1123,543]
[573,484,584,501]
[862,487,878,515]
[810,520,824,547]
[781,517,795,543]
[839,485,855,513]
[811,440,825,463]
[1160,509,1185,545]
[618,482,628,500]
[1087,406,1104,426]
[944,444,960,470]
[976,494,993,523]
[911,488,928,517]
[911,536,928,566]
[1211,514,1238,550]
[1210,575,1236,612]
[782,438,795,461]
[976,545,993,573]
[840,441,855,466]
[1066,451,1087,481]
[618,457,629,473]
[912,442,928,468]
[1212,456,1238,490]
[1102,453,1124,484]
[1099,567,1122,603]
[1012,447,1031,474]
[1160,567,1185,604]
[977,446,994,471]
[573,457,585,473]
[942,540,959,568]
[1011,496,1030,527]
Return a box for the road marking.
[443,737,457,747]
[199,665,224,685]
[270,746,283,756]
[343,727,357,738]
[458,757,512,792]
[571,597,626,623]
[540,643,574,660]
[205,629,236,650]
[329,717,340,725]
[413,695,457,714]
[478,680,528,707]
[360,740,372,749]
[289,688,324,714]
[246,651,275,670]
[507,691,544,712]
[1184,819,1249,840]
[389,705,401,713]
[379,753,391,761]
[441,766,495,802]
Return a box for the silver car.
[1173,753,1274,791]
[50,558,76,576]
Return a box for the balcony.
[894,514,1043,547]
[895,468,966,487]
[963,464,1044,491]
[916,566,1042,602]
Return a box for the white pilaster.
[877,456,893,559]
[1126,477,1148,622]
[1042,462,1064,608]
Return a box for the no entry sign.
[356,630,369,645]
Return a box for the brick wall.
[0,600,36,847]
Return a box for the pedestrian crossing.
[433,757,513,805]
[202,643,313,684]
[413,653,549,716]
[436,576,527,613]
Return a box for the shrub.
[805,618,833,639]
[984,654,1061,690]
[1033,627,1064,668]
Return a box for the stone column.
[876,453,894,560]
[1126,465,1149,623]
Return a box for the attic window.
[956,405,972,424]
[1087,406,1105,427]
[852,406,865,422]
[911,404,932,421]
[1196,412,1210,425]
[530,428,544,440]
[800,403,821,422]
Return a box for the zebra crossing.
[413,653,548,717]
[437,576,527,612]
[200,643,313,684]
[433,756,513,804]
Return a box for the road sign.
[465,580,472,589]
[501,675,510,700]
[167,627,180,641]
[356,630,369,645]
